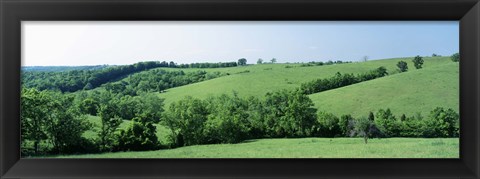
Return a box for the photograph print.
[21,21,459,158]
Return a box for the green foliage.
[422,107,459,137]
[21,88,93,155]
[98,103,123,151]
[257,58,263,64]
[374,109,401,137]
[451,53,460,62]
[238,58,247,66]
[271,58,277,63]
[353,117,375,144]
[339,115,355,137]
[167,96,209,146]
[316,112,341,137]
[21,61,233,93]
[300,66,388,95]
[117,116,159,151]
[21,88,51,155]
[105,69,224,96]
[412,55,424,69]
[264,90,317,137]
[204,93,252,144]
[78,98,99,115]
[397,61,408,72]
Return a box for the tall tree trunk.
[34,141,39,155]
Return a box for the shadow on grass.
[240,139,259,144]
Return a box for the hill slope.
[309,62,459,117]
[156,57,454,107]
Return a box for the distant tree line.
[22,61,237,93]
[299,67,388,95]
[103,69,225,96]
[299,60,352,67]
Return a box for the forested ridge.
[22,60,237,93]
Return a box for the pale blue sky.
[22,21,459,66]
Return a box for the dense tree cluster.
[164,90,318,147]
[21,88,167,156]
[21,88,94,155]
[22,61,235,93]
[299,67,388,95]
[103,69,225,96]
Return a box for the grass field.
[310,62,459,117]
[155,57,454,107]
[52,137,459,158]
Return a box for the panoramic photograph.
[21,21,459,158]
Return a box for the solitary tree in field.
[412,55,424,69]
[257,58,263,64]
[397,61,408,72]
[354,117,375,144]
[362,56,369,62]
[271,58,277,64]
[451,53,460,62]
[238,58,247,66]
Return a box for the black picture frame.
[1,0,479,178]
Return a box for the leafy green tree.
[136,93,165,123]
[354,117,375,144]
[264,90,317,137]
[238,58,247,66]
[316,112,341,137]
[78,98,99,115]
[21,88,53,155]
[412,55,424,69]
[374,108,401,137]
[204,93,251,144]
[397,61,408,72]
[422,107,459,137]
[271,58,277,64]
[451,53,460,62]
[117,116,159,151]
[47,107,92,154]
[98,103,123,151]
[167,96,209,146]
[257,58,263,64]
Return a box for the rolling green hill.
[310,62,459,117]
[153,57,456,111]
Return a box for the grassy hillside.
[154,57,454,107]
[52,137,458,158]
[309,62,459,117]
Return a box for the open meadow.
[52,138,459,158]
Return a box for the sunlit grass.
[52,137,459,158]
